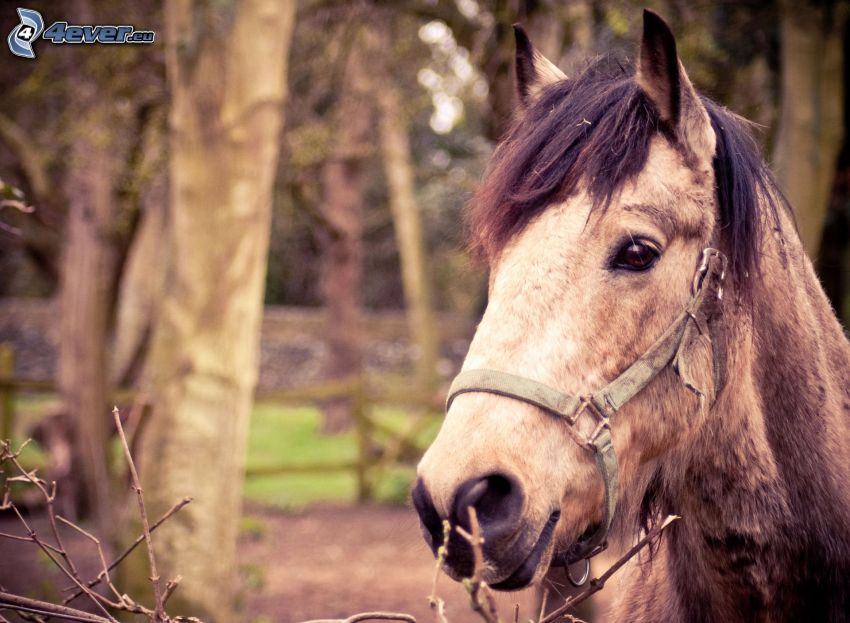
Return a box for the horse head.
[413,10,773,590]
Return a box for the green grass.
[245,401,440,509]
[10,394,440,511]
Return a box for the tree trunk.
[773,1,847,258]
[57,90,120,536]
[112,163,167,387]
[317,32,371,434]
[377,82,440,394]
[56,53,158,537]
[136,0,295,619]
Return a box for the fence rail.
[0,342,441,502]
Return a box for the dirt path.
[241,504,540,623]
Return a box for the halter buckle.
[574,397,609,450]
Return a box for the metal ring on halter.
[567,558,591,587]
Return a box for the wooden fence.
[0,342,442,502]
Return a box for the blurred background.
[0,0,847,621]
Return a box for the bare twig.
[7,503,120,621]
[428,520,450,623]
[0,197,35,235]
[63,497,192,605]
[0,440,122,622]
[0,199,34,213]
[540,515,681,623]
[0,591,112,623]
[346,614,417,623]
[456,507,499,623]
[1,424,197,623]
[162,576,182,607]
[301,613,417,623]
[1,441,84,578]
[0,440,117,618]
[112,405,166,621]
[537,588,548,623]
[0,531,48,545]
[56,515,123,602]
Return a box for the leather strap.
[445,248,727,564]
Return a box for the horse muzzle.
[411,475,559,590]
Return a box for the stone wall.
[0,298,474,390]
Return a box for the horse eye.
[612,241,659,271]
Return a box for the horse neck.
[661,215,850,615]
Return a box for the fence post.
[0,343,14,441]
[353,376,374,502]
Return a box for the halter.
[445,247,728,577]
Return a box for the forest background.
[0,0,847,621]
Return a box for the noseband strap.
[445,248,727,564]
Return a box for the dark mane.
[468,56,786,288]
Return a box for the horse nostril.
[452,473,524,539]
[411,478,444,553]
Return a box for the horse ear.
[636,10,681,123]
[514,24,567,106]
[636,10,715,161]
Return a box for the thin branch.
[63,497,191,604]
[537,588,548,623]
[56,516,123,602]
[0,530,65,555]
[8,504,120,621]
[346,615,417,623]
[0,199,34,213]
[0,591,113,623]
[2,442,85,582]
[428,520,450,623]
[0,531,28,546]
[0,113,50,202]
[1,432,197,622]
[112,406,166,621]
[1,440,120,618]
[456,507,499,623]
[301,614,417,623]
[162,576,182,607]
[540,515,681,623]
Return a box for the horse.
[412,9,850,622]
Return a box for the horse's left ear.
[514,24,567,106]
[636,9,715,162]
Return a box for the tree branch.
[63,497,191,605]
[0,590,113,623]
[112,406,166,621]
[0,113,50,203]
[540,515,681,623]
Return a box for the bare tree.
[374,22,440,396]
[135,0,297,619]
